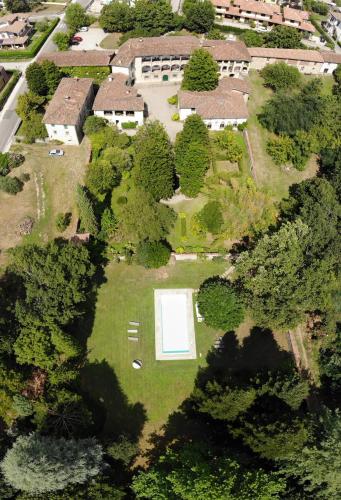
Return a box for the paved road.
[0,0,93,152]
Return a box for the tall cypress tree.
[182,48,219,91]
[133,121,175,201]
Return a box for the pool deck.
[154,289,197,361]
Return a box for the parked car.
[79,26,88,32]
[72,36,83,42]
[48,149,64,157]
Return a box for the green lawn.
[80,260,228,438]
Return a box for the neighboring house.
[93,73,144,129]
[212,0,315,36]
[37,50,115,68]
[43,78,94,145]
[0,65,10,92]
[178,77,250,130]
[0,13,32,49]
[324,10,341,42]
[249,47,325,73]
[111,36,251,84]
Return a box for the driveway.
[71,28,106,51]
[136,83,182,141]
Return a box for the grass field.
[100,33,121,49]
[81,260,228,438]
[0,143,88,265]
[246,71,318,200]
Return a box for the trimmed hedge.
[0,70,21,111]
[310,17,335,49]
[0,18,59,61]
[213,23,250,35]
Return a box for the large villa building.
[111,36,251,83]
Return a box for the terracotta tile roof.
[0,36,28,46]
[0,21,28,34]
[212,0,280,16]
[178,77,249,120]
[320,50,341,64]
[43,78,93,125]
[202,39,251,61]
[248,47,324,63]
[37,50,115,67]
[112,36,200,67]
[112,35,251,67]
[283,6,309,22]
[299,21,315,33]
[0,13,30,24]
[93,73,144,112]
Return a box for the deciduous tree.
[182,49,219,91]
[261,62,301,92]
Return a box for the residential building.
[37,50,115,67]
[212,0,315,36]
[93,73,144,128]
[249,47,325,73]
[178,77,249,130]
[43,78,94,145]
[320,50,341,74]
[0,66,9,92]
[111,36,251,84]
[324,10,341,42]
[0,13,32,49]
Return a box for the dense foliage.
[182,49,219,91]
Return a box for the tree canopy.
[182,49,219,91]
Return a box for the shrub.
[0,71,21,111]
[53,31,71,51]
[237,122,247,131]
[83,115,107,136]
[107,436,139,465]
[0,153,10,176]
[167,94,178,105]
[171,113,180,121]
[198,201,224,234]
[121,121,137,129]
[55,212,72,232]
[8,153,25,169]
[261,62,301,92]
[198,277,245,330]
[117,195,128,205]
[136,240,171,268]
[19,173,30,183]
[0,176,23,194]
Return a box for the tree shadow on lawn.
[146,326,294,462]
[80,359,147,442]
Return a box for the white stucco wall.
[45,123,80,145]
[94,109,144,129]
[249,56,323,74]
[179,108,246,130]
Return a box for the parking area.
[137,83,182,141]
[71,28,106,51]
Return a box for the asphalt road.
[0,0,93,152]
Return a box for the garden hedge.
[0,18,59,61]
[0,70,21,111]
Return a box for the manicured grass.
[99,33,122,49]
[81,260,228,437]
[246,70,318,200]
[62,66,111,84]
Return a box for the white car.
[79,26,89,32]
[48,149,64,157]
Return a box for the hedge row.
[214,23,250,35]
[310,17,335,49]
[0,71,21,111]
[0,18,59,61]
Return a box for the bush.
[8,153,25,169]
[83,115,107,136]
[53,31,71,51]
[260,62,301,92]
[136,240,171,268]
[240,30,264,47]
[35,20,50,32]
[167,94,178,105]
[198,201,224,234]
[121,121,137,129]
[55,212,72,232]
[237,122,247,131]
[19,173,30,183]
[171,113,180,121]
[117,195,128,205]
[0,71,21,111]
[0,153,10,176]
[198,277,245,330]
[107,436,139,465]
[0,176,23,194]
